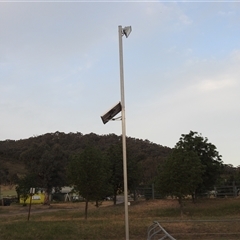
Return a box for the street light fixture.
[122,26,132,38]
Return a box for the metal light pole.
[118,25,131,240]
[0,181,2,206]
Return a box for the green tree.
[107,143,143,203]
[67,146,110,219]
[156,148,204,214]
[175,131,222,197]
[0,168,9,185]
[15,173,37,205]
[107,144,123,205]
[20,143,68,204]
[127,148,142,200]
[218,164,240,186]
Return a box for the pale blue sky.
[1,1,240,167]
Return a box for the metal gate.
[147,221,176,240]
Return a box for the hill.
[0,131,172,186]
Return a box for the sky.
[1,1,240,167]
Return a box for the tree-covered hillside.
[0,131,172,186]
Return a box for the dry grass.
[0,198,240,239]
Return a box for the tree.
[15,173,37,205]
[20,143,68,204]
[107,143,143,203]
[219,164,240,186]
[67,146,110,219]
[107,144,124,205]
[156,148,204,214]
[0,168,9,185]
[175,131,223,197]
[126,147,142,200]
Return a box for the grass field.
[0,197,240,240]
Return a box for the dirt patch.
[0,200,114,217]
[1,185,16,191]
[130,199,179,209]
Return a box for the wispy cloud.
[197,78,237,92]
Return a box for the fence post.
[233,181,237,197]
[152,183,155,200]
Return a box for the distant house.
[20,192,45,204]
[52,186,74,202]
[20,188,52,204]
[20,187,79,204]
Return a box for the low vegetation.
[0,198,240,240]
